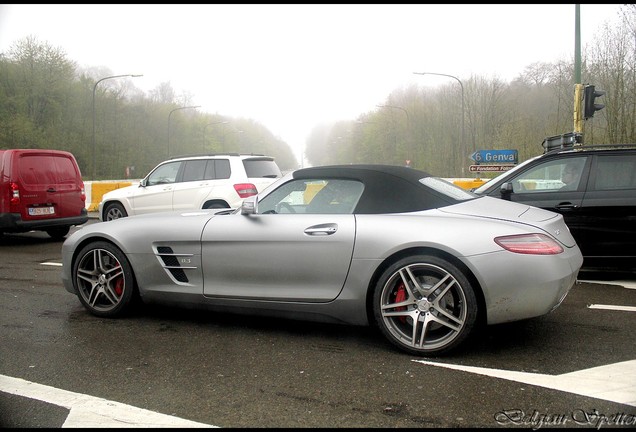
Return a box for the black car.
[473,143,636,273]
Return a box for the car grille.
[155,246,195,283]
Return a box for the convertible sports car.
[62,164,583,356]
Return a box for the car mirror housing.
[241,196,257,215]
[500,182,513,199]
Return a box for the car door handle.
[555,202,579,211]
[46,188,56,193]
[304,223,338,236]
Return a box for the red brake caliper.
[395,282,407,323]
[113,265,124,297]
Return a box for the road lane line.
[413,359,636,407]
[0,374,216,428]
[588,304,636,312]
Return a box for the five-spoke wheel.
[73,241,136,317]
[373,255,478,356]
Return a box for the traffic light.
[583,85,605,119]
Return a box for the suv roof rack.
[169,152,266,160]
[545,143,636,155]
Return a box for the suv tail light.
[495,234,564,255]
[80,185,86,202]
[10,182,20,204]
[234,183,258,198]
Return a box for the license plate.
[29,206,55,216]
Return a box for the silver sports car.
[62,164,583,356]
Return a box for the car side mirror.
[500,182,513,200]
[241,196,258,215]
[139,178,147,187]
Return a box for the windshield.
[473,154,543,194]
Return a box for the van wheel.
[46,226,70,240]
[104,203,128,220]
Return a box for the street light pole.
[92,74,142,179]
[413,71,467,175]
[203,121,228,153]
[168,105,201,158]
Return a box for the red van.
[0,149,88,239]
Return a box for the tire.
[72,240,136,318]
[203,201,229,210]
[372,254,478,356]
[104,202,128,221]
[46,226,70,240]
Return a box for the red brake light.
[234,183,258,198]
[9,182,20,204]
[80,185,86,201]
[494,233,564,255]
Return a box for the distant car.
[62,164,582,356]
[99,153,282,221]
[0,149,88,239]
[473,143,636,273]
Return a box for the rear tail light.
[234,183,258,198]
[494,233,564,255]
[10,182,20,204]
[80,185,86,201]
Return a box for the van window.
[54,155,79,183]
[18,155,57,185]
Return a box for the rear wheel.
[203,201,229,210]
[46,226,70,240]
[72,241,136,317]
[373,255,478,356]
[104,202,127,220]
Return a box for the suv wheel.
[104,203,128,221]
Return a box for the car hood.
[438,196,577,248]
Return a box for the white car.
[99,153,281,221]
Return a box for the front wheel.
[72,241,137,317]
[104,202,127,221]
[373,255,478,356]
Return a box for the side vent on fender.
[155,246,196,283]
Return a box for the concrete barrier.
[84,180,139,211]
[449,178,488,190]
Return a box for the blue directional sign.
[470,149,518,164]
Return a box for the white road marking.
[0,374,216,428]
[578,279,636,289]
[41,262,62,267]
[588,304,636,312]
[413,359,636,407]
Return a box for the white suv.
[99,153,282,221]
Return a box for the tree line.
[1,5,634,180]
[305,5,636,178]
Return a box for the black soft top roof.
[292,164,454,214]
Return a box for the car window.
[510,157,586,193]
[181,160,207,182]
[243,159,282,178]
[592,154,636,190]
[147,161,181,185]
[258,179,364,214]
